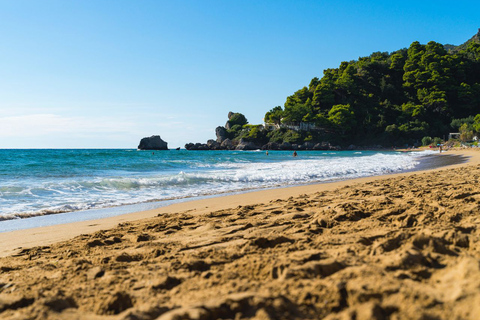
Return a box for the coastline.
[1,149,480,319]
[0,149,477,258]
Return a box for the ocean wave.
[0,150,431,221]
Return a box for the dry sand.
[1,150,480,320]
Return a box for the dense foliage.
[217,32,480,149]
[260,34,480,146]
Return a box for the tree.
[283,103,311,123]
[474,114,480,132]
[312,69,336,111]
[227,113,248,128]
[264,106,283,125]
[284,87,312,109]
[451,116,475,130]
[459,123,474,141]
[328,104,356,135]
[254,30,480,147]
[422,136,433,146]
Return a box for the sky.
[0,0,478,149]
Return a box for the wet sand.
[1,150,480,319]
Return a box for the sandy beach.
[1,149,480,319]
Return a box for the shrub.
[432,137,443,145]
[283,130,302,144]
[421,136,432,146]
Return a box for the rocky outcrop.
[184,112,344,151]
[221,138,234,150]
[225,112,234,130]
[138,135,168,150]
[215,126,228,143]
[184,143,209,150]
[235,139,259,151]
[185,139,341,151]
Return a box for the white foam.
[0,151,429,221]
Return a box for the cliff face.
[138,135,168,150]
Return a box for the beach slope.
[1,151,480,319]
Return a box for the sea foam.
[0,149,435,221]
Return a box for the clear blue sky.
[0,0,478,148]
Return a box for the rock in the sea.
[185,142,210,150]
[207,139,221,150]
[138,135,168,150]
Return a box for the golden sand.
[0,150,479,319]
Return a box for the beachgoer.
[293,151,297,157]
[266,151,269,156]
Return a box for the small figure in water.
[293,151,297,157]
[266,151,269,156]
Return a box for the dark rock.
[262,142,280,150]
[280,142,292,150]
[236,139,259,151]
[185,143,210,150]
[221,138,234,149]
[302,142,315,150]
[197,143,209,150]
[313,143,325,150]
[207,139,220,149]
[215,126,228,143]
[138,135,168,150]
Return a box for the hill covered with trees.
[186,30,480,150]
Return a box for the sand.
[1,150,480,319]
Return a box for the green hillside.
[257,29,480,147]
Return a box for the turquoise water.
[0,149,435,223]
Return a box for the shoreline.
[0,150,465,232]
[0,149,477,258]
[1,149,480,319]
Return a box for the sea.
[0,149,462,232]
